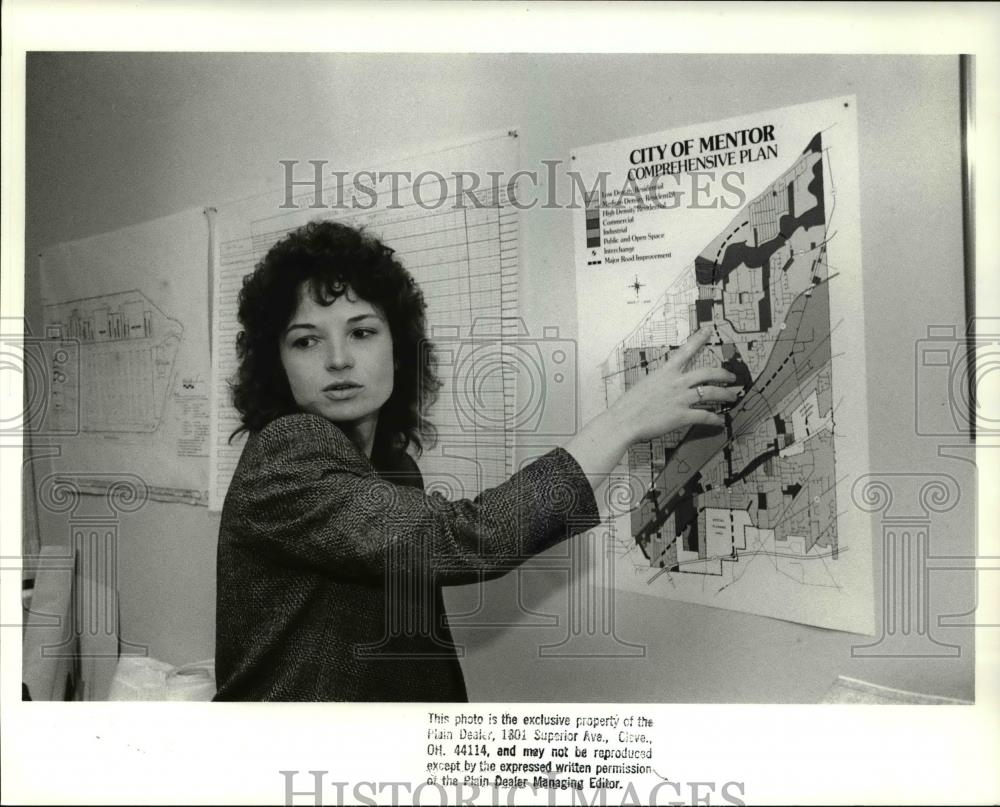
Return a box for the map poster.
[572,96,874,634]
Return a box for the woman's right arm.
[224,326,738,583]
[223,413,601,583]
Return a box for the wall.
[25,53,974,701]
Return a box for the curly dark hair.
[229,219,441,461]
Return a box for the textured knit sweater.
[213,413,600,701]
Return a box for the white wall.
[25,53,974,701]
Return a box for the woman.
[214,220,739,701]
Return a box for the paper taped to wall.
[37,207,212,505]
[572,96,874,634]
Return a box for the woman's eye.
[292,335,318,348]
[352,328,377,339]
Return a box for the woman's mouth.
[323,382,363,399]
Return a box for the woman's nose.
[325,339,353,369]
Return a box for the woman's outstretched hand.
[564,325,741,484]
[612,325,739,441]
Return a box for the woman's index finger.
[667,326,713,369]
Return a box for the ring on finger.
[695,385,705,401]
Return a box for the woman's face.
[279,283,395,437]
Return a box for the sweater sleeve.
[222,414,601,584]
